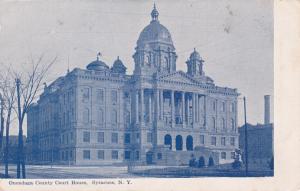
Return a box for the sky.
[0,0,273,135]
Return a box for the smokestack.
[264,95,270,124]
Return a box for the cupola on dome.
[111,56,127,74]
[137,4,174,48]
[86,54,109,71]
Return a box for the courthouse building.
[27,5,239,166]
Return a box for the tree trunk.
[4,112,11,178]
[0,100,4,150]
[16,79,22,178]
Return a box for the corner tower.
[186,48,205,78]
[133,4,177,76]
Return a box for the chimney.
[264,95,270,124]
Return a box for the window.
[83,108,89,123]
[97,132,104,143]
[222,102,225,112]
[124,133,131,144]
[83,150,90,160]
[231,119,235,130]
[96,89,104,104]
[200,135,205,145]
[221,152,226,159]
[157,153,162,160]
[221,137,226,146]
[136,133,140,143]
[111,90,118,104]
[230,103,235,112]
[82,88,90,102]
[212,117,216,130]
[147,133,152,143]
[135,151,139,160]
[112,150,118,160]
[231,152,235,159]
[98,150,104,159]
[111,133,118,144]
[124,151,131,160]
[83,131,90,143]
[211,136,216,146]
[230,137,235,146]
[212,100,216,111]
[98,109,104,124]
[111,110,117,124]
[221,118,225,129]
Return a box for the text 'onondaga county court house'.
[27,5,239,166]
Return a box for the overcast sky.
[0,0,273,135]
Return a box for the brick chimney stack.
[264,95,271,124]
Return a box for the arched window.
[98,109,104,124]
[83,108,89,123]
[164,134,172,150]
[186,135,193,151]
[175,135,183,151]
[111,109,117,124]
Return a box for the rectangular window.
[112,150,118,159]
[124,151,131,160]
[83,131,90,143]
[112,133,118,144]
[222,102,226,112]
[97,132,104,143]
[98,150,104,159]
[221,137,226,146]
[111,90,118,104]
[221,152,226,159]
[200,135,205,145]
[231,152,235,159]
[83,150,90,160]
[136,133,140,143]
[135,151,139,160]
[230,137,235,146]
[96,89,104,104]
[124,133,131,144]
[82,88,90,102]
[157,153,162,160]
[147,133,152,143]
[211,136,216,146]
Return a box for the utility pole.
[243,96,248,176]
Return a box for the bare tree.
[15,55,56,178]
[0,68,17,178]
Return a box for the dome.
[111,56,126,74]
[190,48,202,60]
[86,57,109,71]
[137,5,173,47]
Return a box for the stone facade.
[26,5,239,166]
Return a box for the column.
[159,90,163,120]
[171,90,175,128]
[140,89,144,124]
[155,89,159,122]
[182,92,185,126]
[149,92,152,123]
[204,95,207,127]
[196,94,199,123]
[192,93,195,126]
[135,90,139,124]
[187,94,190,126]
